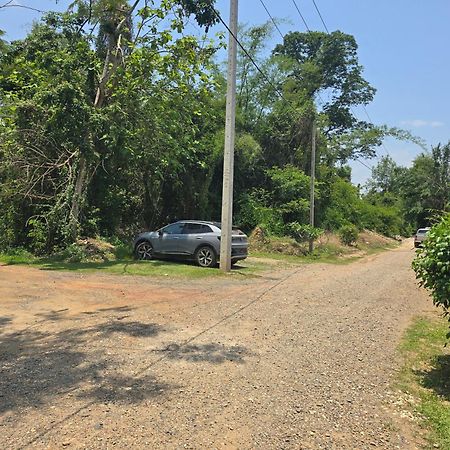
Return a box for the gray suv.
[133,220,248,267]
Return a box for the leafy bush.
[358,201,403,237]
[114,243,133,260]
[0,205,19,250]
[321,178,360,231]
[26,217,49,255]
[59,243,89,263]
[286,222,323,242]
[339,224,359,246]
[0,247,36,264]
[413,214,450,340]
[237,189,285,236]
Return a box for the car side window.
[183,223,213,234]
[200,225,213,233]
[162,223,185,235]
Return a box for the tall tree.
[274,31,375,134]
[0,1,219,250]
[66,0,218,238]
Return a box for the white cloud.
[400,119,444,128]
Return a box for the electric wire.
[355,158,373,170]
[311,0,329,33]
[216,7,371,172]
[308,0,391,162]
[291,0,310,31]
[258,0,284,40]
[215,9,320,115]
[214,10,286,102]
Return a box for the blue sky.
[1,0,449,185]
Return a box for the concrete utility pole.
[220,0,238,272]
[309,120,316,254]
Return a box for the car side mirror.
[158,230,163,237]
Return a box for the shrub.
[236,190,284,236]
[413,213,450,340]
[339,224,359,246]
[286,222,323,243]
[26,217,49,255]
[60,243,89,263]
[358,201,403,237]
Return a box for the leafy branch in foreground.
[413,213,450,340]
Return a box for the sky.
[1,0,450,185]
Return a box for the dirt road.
[0,241,432,449]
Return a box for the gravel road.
[0,240,433,449]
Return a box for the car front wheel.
[195,246,217,268]
[135,241,154,260]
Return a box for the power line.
[258,0,324,108]
[355,158,373,170]
[216,5,375,178]
[309,0,391,161]
[360,105,391,157]
[258,0,284,41]
[214,11,284,99]
[291,0,310,31]
[216,4,376,190]
[311,0,329,33]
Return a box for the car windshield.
[417,229,428,234]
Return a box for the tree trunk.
[67,2,139,241]
[68,153,88,240]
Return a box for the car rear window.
[213,223,244,234]
[417,229,428,234]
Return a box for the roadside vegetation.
[398,316,450,449]
[0,1,447,262]
[413,213,450,340]
[405,212,450,447]
[0,228,398,279]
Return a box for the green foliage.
[274,30,375,133]
[286,223,323,243]
[59,243,90,263]
[321,178,361,230]
[26,218,49,255]
[237,189,284,236]
[366,143,450,231]
[0,6,447,258]
[236,165,313,237]
[0,5,222,252]
[358,201,403,237]
[413,214,450,339]
[339,224,358,246]
[398,317,450,448]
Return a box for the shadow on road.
[0,316,12,329]
[161,342,251,364]
[0,312,169,414]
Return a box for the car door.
[182,223,214,255]
[158,222,186,254]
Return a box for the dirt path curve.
[0,240,432,449]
